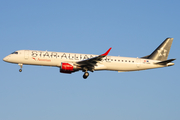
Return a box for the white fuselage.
[3,50,168,72]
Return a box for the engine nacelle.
[60,63,78,74]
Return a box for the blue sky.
[0,0,180,120]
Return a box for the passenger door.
[24,50,29,60]
[136,58,141,68]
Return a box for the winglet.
[101,47,112,56]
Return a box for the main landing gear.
[82,67,94,79]
[83,72,89,79]
[18,63,23,72]
[82,67,89,79]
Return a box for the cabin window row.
[107,59,135,63]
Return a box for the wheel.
[84,72,89,76]
[83,75,87,79]
[19,69,22,72]
[83,72,89,79]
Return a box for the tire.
[83,72,89,79]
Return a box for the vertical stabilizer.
[148,38,173,61]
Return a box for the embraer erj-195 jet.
[3,38,175,79]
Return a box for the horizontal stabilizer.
[155,59,176,65]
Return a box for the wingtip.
[101,47,112,56]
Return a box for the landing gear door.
[24,50,29,60]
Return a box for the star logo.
[158,48,167,57]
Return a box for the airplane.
[3,38,175,79]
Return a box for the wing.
[75,47,112,70]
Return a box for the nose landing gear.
[18,63,23,72]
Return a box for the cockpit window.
[11,52,18,54]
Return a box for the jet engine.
[60,63,80,73]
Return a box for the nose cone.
[3,56,9,62]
